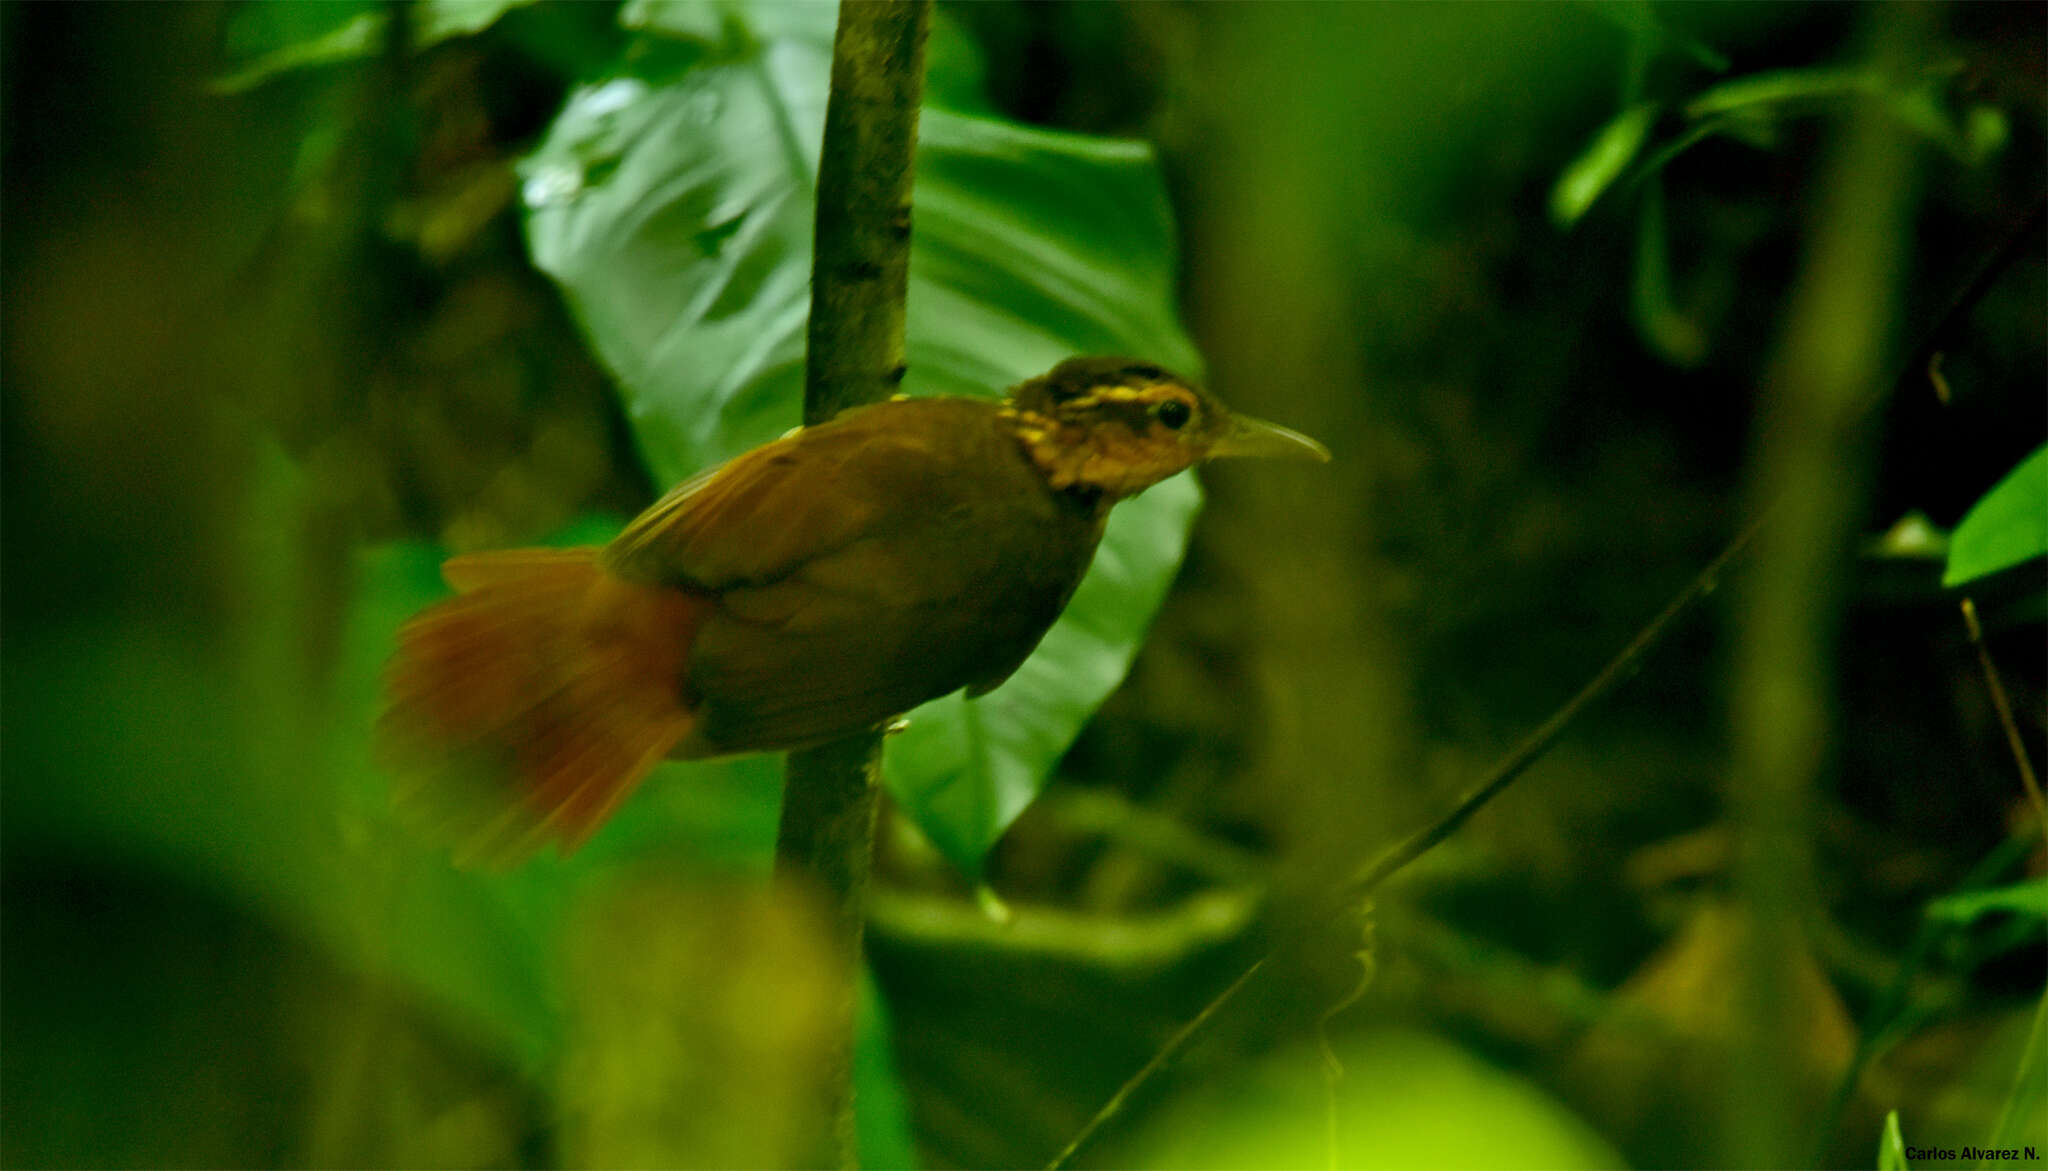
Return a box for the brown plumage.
[377,357,1327,864]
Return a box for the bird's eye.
[1154,398,1193,430]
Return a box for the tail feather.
[377,546,707,866]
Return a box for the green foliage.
[1549,103,1658,228]
[329,516,904,1168]
[1988,996,2048,1154]
[66,1,1203,1158]
[1924,877,2048,925]
[1944,445,2048,588]
[1551,52,2009,368]
[14,1,2039,1166]
[5,354,910,1169]
[1111,1029,1623,1170]
[520,4,1203,875]
[1552,62,2008,231]
[214,0,1205,875]
[216,0,538,92]
[1879,1110,1910,1171]
[1683,65,2008,164]
[1583,1,1730,73]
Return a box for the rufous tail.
[376,546,706,866]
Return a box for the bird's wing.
[603,400,971,591]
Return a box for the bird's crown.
[1002,356,1328,499]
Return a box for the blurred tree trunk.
[1725,5,1927,1164]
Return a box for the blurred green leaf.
[622,0,832,49]
[622,0,993,110]
[521,20,1203,875]
[1925,877,2048,926]
[1684,64,2006,164]
[1883,86,2006,165]
[1988,994,2048,1154]
[1597,63,2009,213]
[1962,105,2012,164]
[1550,102,1659,227]
[1868,511,1950,561]
[221,0,379,64]
[855,973,915,1171]
[215,0,537,92]
[4,433,912,1153]
[1685,64,1876,119]
[1584,0,1730,73]
[1943,445,2048,588]
[1111,1028,1623,1170]
[1878,1109,1909,1171]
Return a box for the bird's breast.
[678,410,1106,755]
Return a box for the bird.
[377,356,1328,864]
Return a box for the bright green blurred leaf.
[1925,877,2048,925]
[1878,1109,1909,1171]
[521,18,1204,875]
[1944,445,2048,588]
[1112,1028,1623,1170]
[623,0,833,49]
[1550,102,1658,227]
[1685,64,1875,119]
[215,0,536,92]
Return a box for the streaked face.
[1006,358,1328,498]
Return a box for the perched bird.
[378,357,1327,863]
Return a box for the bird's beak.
[1208,412,1331,463]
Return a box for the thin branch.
[1043,509,1769,1170]
[1345,509,1771,902]
[1043,958,1270,1171]
[776,3,930,1167]
[1960,598,2047,841]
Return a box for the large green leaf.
[521,22,1204,874]
[1945,445,2048,589]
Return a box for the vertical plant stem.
[802,0,930,428]
[777,2,930,1167]
[1724,6,1925,1165]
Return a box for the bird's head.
[1003,357,1330,499]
